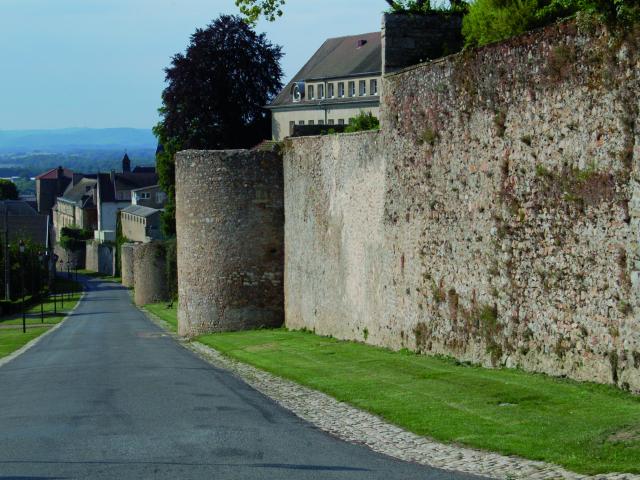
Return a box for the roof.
[132,166,156,174]
[0,201,48,245]
[121,204,161,218]
[58,178,97,208]
[0,200,38,216]
[35,166,73,180]
[131,184,161,193]
[115,172,158,192]
[270,31,381,108]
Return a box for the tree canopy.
[0,179,19,201]
[154,14,283,235]
[235,0,463,23]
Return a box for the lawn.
[198,328,640,475]
[0,279,83,358]
[144,302,177,332]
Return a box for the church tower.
[122,152,131,173]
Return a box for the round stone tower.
[133,242,167,306]
[175,149,284,338]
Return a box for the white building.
[267,32,381,141]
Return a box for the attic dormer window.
[357,39,367,48]
[291,82,304,103]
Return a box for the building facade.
[132,185,167,209]
[267,32,381,141]
[120,205,163,243]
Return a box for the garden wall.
[85,241,115,276]
[120,243,136,288]
[175,150,284,338]
[284,21,640,392]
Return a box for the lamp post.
[58,259,64,309]
[38,252,44,323]
[19,240,25,333]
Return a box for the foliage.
[462,0,541,46]
[236,0,467,23]
[199,328,640,475]
[0,179,19,201]
[344,111,381,133]
[164,237,178,300]
[463,0,640,47]
[154,15,283,236]
[59,226,92,253]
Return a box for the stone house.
[35,166,73,215]
[267,32,381,140]
[120,205,163,243]
[52,177,98,233]
[132,185,167,209]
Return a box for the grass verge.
[76,269,122,284]
[197,328,640,475]
[0,279,82,359]
[144,302,177,332]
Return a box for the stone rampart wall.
[284,21,640,392]
[175,149,284,338]
[53,245,85,271]
[85,241,115,276]
[133,242,167,306]
[121,243,136,288]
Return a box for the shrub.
[344,111,380,133]
[59,226,93,252]
[463,0,540,47]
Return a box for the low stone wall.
[85,241,115,276]
[133,242,168,306]
[120,243,136,288]
[53,245,85,270]
[284,21,640,392]
[175,149,284,338]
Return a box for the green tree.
[154,15,283,235]
[0,179,19,200]
[235,0,466,24]
[344,111,381,133]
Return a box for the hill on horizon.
[0,128,157,152]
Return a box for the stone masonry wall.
[120,243,136,288]
[133,242,168,306]
[284,21,640,392]
[381,12,463,74]
[85,241,99,273]
[175,150,284,338]
[85,241,115,276]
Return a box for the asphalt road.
[0,276,484,480]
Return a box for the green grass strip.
[197,328,640,475]
[144,303,177,332]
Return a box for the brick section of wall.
[381,12,463,74]
[133,242,168,306]
[120,243,136,288]
[284,21,640,392]
[175,149,284,338]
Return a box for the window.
[338,119,345,125]
[370,79,378,96]
[328,119,335,125]
[337,82,345,98]
[359,80,366,96]
[289,121,295,134]
[348,81,355,97]
[348,118,355,124]
[156,192,166,203]
[139,192,151,200]
[328,83,334,98]
[309,120,315,125]
[318,120,325,125]
[308,85,314,100]
[318,84,324,99]
[298,120,305,125]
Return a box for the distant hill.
[0,128,157,152]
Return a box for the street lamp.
[19,240,25,333]
[58,259,64,309]
[38,252,44,323]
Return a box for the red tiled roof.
[35,167,74,180]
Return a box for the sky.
[0,0,390,130]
